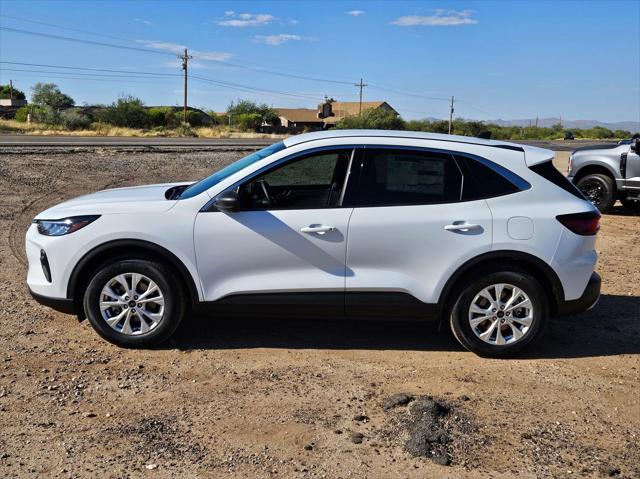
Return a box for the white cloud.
[137,40,233,61]
[217,12,275,27]
[391,10,478,27]
[134,18,152,25]
[254,34,302,46]
[346,10,365,17]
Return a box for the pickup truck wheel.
[83,259,186,347]
[449,271,547,358]
[576,173,616,213]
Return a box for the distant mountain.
[487,118,639,132]
[409,116,639,132]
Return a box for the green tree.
[0,84,26,100]
[236,113,263,131]
[31,83,75,108]
[227,100,280,127]
[335,108,405,130]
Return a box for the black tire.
[449,270,548,358]
[83,259,186,347]
[576,173,616,213]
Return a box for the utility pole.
[354,78,367,115]
[9,80,13,101]
[448,96,455,135]
[179,48,193,124]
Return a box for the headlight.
[34,215,100,236]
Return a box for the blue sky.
[1,0,638,122]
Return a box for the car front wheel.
[449,271,547,357]
[83,259,186,347]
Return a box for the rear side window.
[457,155,525,200]
[529,161,586,200]
[356,148,463,206]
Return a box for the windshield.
[179,141,286,199]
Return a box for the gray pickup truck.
[568,136,640,213]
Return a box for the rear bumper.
[29,287,76,315]
[556,272,601,316]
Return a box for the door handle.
[300,225,336,235]
[444,222,482,232]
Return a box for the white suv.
[26,130,601,357]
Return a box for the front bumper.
[29,287,76,314]
[556,272,601,316]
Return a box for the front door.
[194,147,356,315]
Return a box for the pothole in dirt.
[379,393,485,467]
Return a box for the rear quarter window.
[529,161,586,200]
[456,155,528,201]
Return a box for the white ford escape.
[26,130,601,357]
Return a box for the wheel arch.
[573,163,618,184]
[437,250,565,325]
[67,239,201,318]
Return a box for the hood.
[34,182,193,219]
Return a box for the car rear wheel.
[576,173,616,213]
[449,271,547,357]
[83,259,186,347]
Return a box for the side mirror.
[213,190,239,212]
[632,138,640,153]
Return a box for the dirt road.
[0,149,638,479]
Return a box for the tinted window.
[458,155,523,200]
[530,160,585,200]
[357,149,463,206]
[238,149,353,210]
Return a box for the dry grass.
[0,119,288,139]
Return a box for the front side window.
[356,148,463,206]
[237,149,353,210]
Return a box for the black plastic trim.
[195,291,439,321]
[40,249,52,283]
[67,239,200,306]
[438,250,566,315]
[29,288,76,314]
[556,272,601,316]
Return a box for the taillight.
[556,211,601,235]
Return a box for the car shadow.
[166,294,640,359]
[607,204,639,217]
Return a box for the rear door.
[624,144,640,189]
[345,147,493,313]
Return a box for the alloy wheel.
[468,283,533,346]
[99,272,165,335]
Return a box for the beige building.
[277,100,397,131]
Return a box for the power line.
[189,74,325,102]
[0,26,175,56]
[0,14,131,42]
[0,67,180,79]
[0,61,179,77]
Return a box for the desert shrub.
[235,113,263,131]
[98,95,151,128]
[148,106,178,128]
[336,108,405,130]
[31,106,59,125]
[14,106,29,122]
[59,109,91,130]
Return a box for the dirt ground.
[0,148,638,479]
